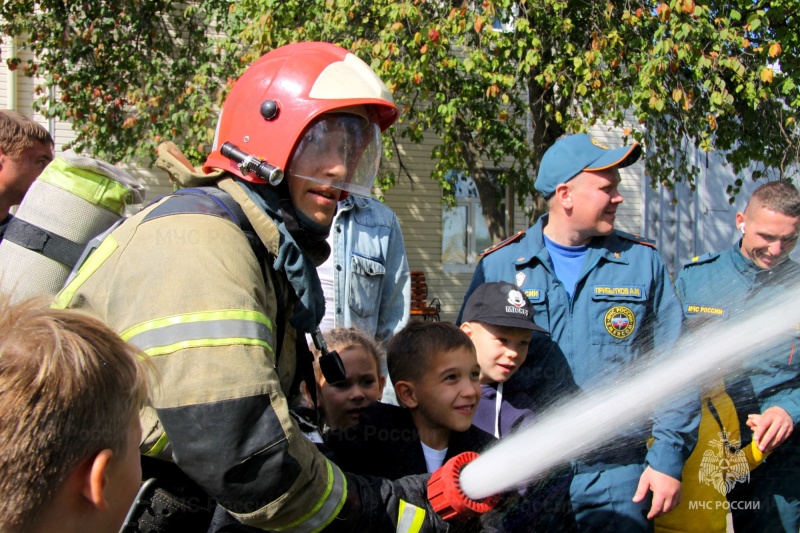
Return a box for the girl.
[311,328,386,430]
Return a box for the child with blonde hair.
[0,297,147,533]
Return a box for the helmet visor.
[286,113,382,198]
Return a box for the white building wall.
[586,123,644,236]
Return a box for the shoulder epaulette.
[480,230,525,257]
[615,230,656,248]
[683,252,719,267]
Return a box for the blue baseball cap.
[534,133,642,198]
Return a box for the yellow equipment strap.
[52,235,119,309]
[143,431,170,458]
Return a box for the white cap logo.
[507,290,526,308]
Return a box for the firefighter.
[55,42,450,532]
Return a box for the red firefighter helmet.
[203,42,397,196]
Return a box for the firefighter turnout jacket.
[54,175,441,532]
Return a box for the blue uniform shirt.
[676,241,800,423]
[460,215,697,479]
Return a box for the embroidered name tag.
[685,304,727,317]
[595,286,642,296]
[592,286,645,300]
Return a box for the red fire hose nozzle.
[427,451,501,521]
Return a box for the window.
[442,171,497,271]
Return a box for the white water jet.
[460,284,800,500]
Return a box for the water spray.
[458,284,800,500]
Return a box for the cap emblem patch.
[507,290,526,308]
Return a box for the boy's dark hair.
[387,321,475,383]
[746,180,800,218]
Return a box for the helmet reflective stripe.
[120,310,274,358]
[271,461,347,533]
[309,53,394,107]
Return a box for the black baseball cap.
[461,281,547,333]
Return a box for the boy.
[459,281,547,438]
[460,282,577,533]
[0,297,147,533]
[324,321,494,479]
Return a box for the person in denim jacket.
[318,195,410,342]
[317,195,410,403]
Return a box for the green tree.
[3,0,798,241]
[0,0,233,164]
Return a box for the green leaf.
[746,13,761,31]
[464,56,474,73]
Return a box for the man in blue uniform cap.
[674,180,800,533]
[459,132,698,531]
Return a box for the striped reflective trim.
[274,461,347,533]
[396,500,426,533]
[52,235,119,309]
[143,431,170,458]
[121,310,273,357]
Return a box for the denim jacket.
[328,196,410,342]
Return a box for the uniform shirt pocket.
[590,285,648,347]
[349,254,386,318]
